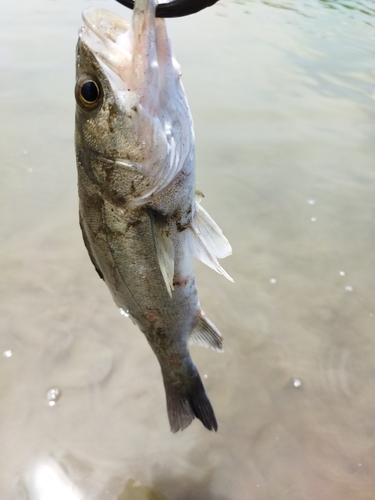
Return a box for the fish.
[74,0,232,432]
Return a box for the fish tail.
[162,362,218,433]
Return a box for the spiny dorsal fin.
[189,203,233,282]
[189,314,224,352]
[148,208,174,297]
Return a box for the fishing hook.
[115,0,219,18]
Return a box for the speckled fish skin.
[75,0,232,432]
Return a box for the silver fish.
[74,0,232,432]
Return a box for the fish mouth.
[80,1,160,98]
[81,8,130,46]
[80,8,132,91]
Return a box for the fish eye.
[81,81,99,103]
[75,76,102,110]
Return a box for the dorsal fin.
[189,203,233,282]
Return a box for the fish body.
[75,0,232,432]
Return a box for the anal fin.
[189,314,224,352]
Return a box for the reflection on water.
[319,0,375,21]
[27,459,83,500]
[1,0,375,498]
[256,0,375,26]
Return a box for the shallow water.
[1,0,375,498]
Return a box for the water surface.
[1,0,374,498]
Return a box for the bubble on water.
[370,313,374,317]
[46,387,61,407]
[308,199,316,205]
[204,374,208,379]
[293,378,302,388]
[119,308,129,317]
[270,278,277,284]
[345,285,353,292]
[339,271,346,276]
[310,217,317,222]
[3,350,12,358]
[22,149,28,155]
[27,167,33,173]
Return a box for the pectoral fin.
[189,314,223,352]
[189,203,233,282]
[148,208,175,297]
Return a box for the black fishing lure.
[115,0,219,18]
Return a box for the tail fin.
[162,363,218,433]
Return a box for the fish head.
[75,2,194,203]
